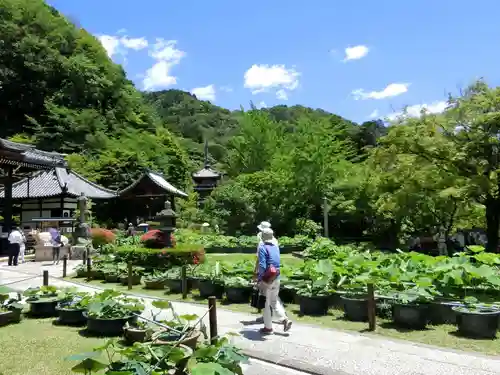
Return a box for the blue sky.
[48,0,500,123]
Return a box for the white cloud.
[258,101,267,108]
[120,37,148,50]
[98,34,148,58]
[244,64,300,99]
[352,83,410,100]
[343,45,369,61]
[191,84,216,101]
[386,101,448,121]
[369,109,380,119]
[220,86,233,93]
[276,89,288,100]
[98,35,121,57]
[143,39,185,91]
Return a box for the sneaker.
[255,316,264,323]
[259,327,273,335]
[283,319,292,332]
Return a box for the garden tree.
[0,0,189,189]
[383,80,500,251]
[365,144,483,248]
[206,112,358,235]
[224,110,286,177]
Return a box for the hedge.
[112,244,205,268]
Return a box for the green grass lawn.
[0,318,105,375]
[66,276,500,355]
[0,286,14,294]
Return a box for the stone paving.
[2,261,500,375]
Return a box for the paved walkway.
[2,261,500,375]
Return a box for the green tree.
[383,80,500,251]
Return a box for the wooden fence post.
[127,262,133,290]
[86,257,92,281]
[82,249,87,265]
[62,254,68,278]
[367,283,376,331]
[208,296,218,344]
[42,270,49,286]
[181,265,187,300]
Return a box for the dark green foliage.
[0,0,189,190]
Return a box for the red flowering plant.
[90,228,116,248]
[140,230,176,249]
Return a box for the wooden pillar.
[3,166,13,233]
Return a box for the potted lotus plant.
[0,292,23,326]
[24,286,65,317]
[143,270,168,290]
[151,300,205,350]
[195,262,224,299]
[453,297,500,338]
[84,289,145,336]
[56,290,91,325]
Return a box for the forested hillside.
[2,0,499,251]
[0,0,189,190]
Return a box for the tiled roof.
[0,138,68,169]
[0,168,117,199]
[119,171,188,198]
[192,167,221,179]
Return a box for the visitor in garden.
[18,227,27,264]
[254,221,286,324]
[256,227,292,334]
[7,226,24,266]
[49,227,63,264]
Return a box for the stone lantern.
[154,200,176,248]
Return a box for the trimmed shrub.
[91,228,116,248]
[113,244,204,269]
[140,230,176,249]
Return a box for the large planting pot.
[298,295,329,316]
[76,269,87,278]
[56,306,87,325]
[197,280,224,299]
[341,296,368,322]
[279,287,296,304]
[91,270,105,280]
[165,279,192,294]
[28,298,60,318]
[428,300,461,325]
[123,326,150,344]
[120,275,142,286]
[144,279,166,290]
[152,330,201,350]
[392,303,429,329]
[453,307,500,339]
[84,312,137,336]
[0,310,14,327]
[225,286,251,303]
[104,273,120,283]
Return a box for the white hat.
[257,221,272,232]
[260,228,275,243]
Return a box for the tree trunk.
[485,197,500,252]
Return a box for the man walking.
[7,226,24,266]
[49,227,63,264]
[256,228,292,334]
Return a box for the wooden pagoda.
[192,140,221,204]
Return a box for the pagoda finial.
[204,139,209,168]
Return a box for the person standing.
[18,227,27,264]
[256,228,292,334]
[49,227,63,264]
[7,227,24,266]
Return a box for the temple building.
[0,167,117,230]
